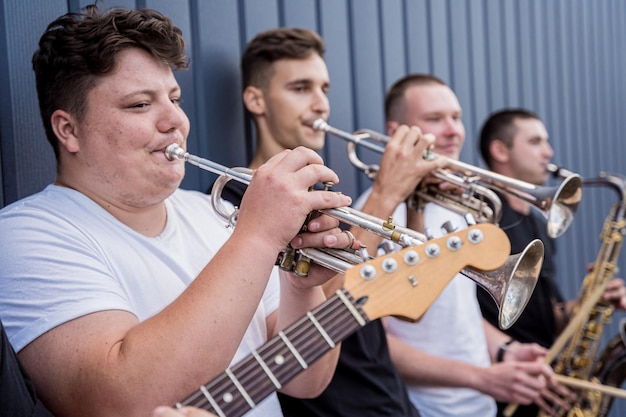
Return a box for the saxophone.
[539,172,626,417]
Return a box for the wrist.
[495,339,514,363]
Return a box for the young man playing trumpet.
[353,74,562,417]
[0,6,355,417]
[214,27,442,416]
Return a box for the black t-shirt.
[211,179,421,417]
[1,321,55,417]
[476,196,564,417]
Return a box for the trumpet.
[312,119,583,239]
[165,143,542,329]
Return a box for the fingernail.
[291,237,303,248]
[326,235,338,245]
[307,221,320,232]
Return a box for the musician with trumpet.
[215,27,438,416]
[350,74,558,417]
[0,6,357,417]
[477,108,626,416]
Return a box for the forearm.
[386,332,485,390]
[482,319,513,362]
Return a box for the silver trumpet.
[165,143,542,329]
[312,119,583,239]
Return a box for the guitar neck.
[177,289,368,417]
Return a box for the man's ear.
[489,139,510,164]
[243,86,265,116]
[386,120,400,136]
[51,110,80,153]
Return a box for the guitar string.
[180,293,360,413]
[217,294,361,410]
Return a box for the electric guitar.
[175,223,510,417]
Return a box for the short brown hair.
[385,74,447,123]
[479,108,541,168]
[32,5,188,162]
[241,27,325,90]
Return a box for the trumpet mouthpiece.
[312,119,329,131]
[165,143,185,161]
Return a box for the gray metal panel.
[0,0,63,205]
[319,0,359,196]
[448,0,475,165]
[190,0,244,192]
[404,0,431,74]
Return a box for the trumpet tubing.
[312,119,583,239]
[165,143,541,329]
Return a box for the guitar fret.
[251,349,282,389]
[225,368,255,408]
[307,311,335,348]
[336,289,367,326]
[199,385,225,417]
[278,330,308,369]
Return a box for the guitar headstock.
[344,223,510,322]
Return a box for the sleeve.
[0,209,133,352]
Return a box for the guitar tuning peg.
[424,227,435,240]
[358,247,371,262]
[379,240,396,254]
[441,221,457,234]
[464,213,477,226]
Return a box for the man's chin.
[307,138,325,152]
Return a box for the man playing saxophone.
[477,108,626,416]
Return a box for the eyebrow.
[285,78,330,88]
[120,85,181,100]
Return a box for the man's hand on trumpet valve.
[234,146,352,256]
[285,217,362,289]
[232,145,358,288]
[357,125,445,230]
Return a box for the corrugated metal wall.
[1,0,625,415]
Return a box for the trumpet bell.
[464,239,544,329]
[547,175,583,239]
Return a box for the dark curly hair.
[32,4,188,162]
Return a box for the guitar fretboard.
[177,289,368,417]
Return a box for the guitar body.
[176,223,510,417]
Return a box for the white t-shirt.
[0,185,281,416]
[354,188,496,417]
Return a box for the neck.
[55,177,168,237]
[505,194,532,215]
[249,124,289,169]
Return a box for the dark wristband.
[496,339,514,362]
